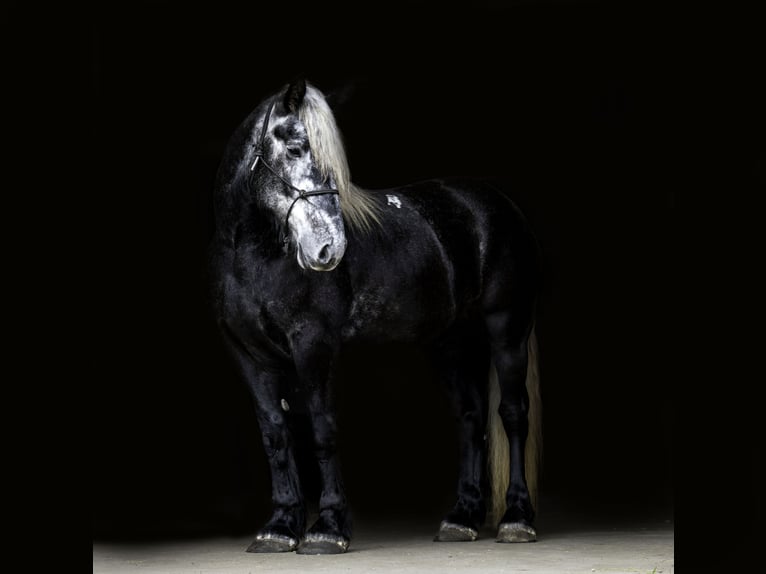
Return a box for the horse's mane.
[299,85,381,233]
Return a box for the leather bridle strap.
[249,98,340,245]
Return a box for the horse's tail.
[487,324,543,525]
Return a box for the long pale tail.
[487,325,543,525]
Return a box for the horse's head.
[249,79,347,271]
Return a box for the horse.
[208,78,543,554]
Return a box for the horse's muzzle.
[297,238,346,272]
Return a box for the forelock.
[298,85,349,187]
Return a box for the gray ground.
[93,518,674,573]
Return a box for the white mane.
[299,85,381,233]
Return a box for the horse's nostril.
[318,244,331,263]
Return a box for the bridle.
[249,99,340,246]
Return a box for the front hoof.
[246,532,299,553]
[296,533,349,554]
[496,522,537,543]
[434,520,478,542]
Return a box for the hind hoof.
[497,522,537,543]
[434,520,478,542]
[296,533,349,554]
[246,532,299,553]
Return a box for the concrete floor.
[94,518,674,573]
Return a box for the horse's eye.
[286,146,302,158]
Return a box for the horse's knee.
[312,429,338,460]
[262,430,291,458]
[307,410,339,455]
[259,412,291,458]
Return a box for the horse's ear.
[284,77,307,112]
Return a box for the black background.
[87,0,707,549]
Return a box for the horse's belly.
[340,280,457,343]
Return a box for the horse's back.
[414,177,539,310]
[342,178,540,342]
[391,177,539,293]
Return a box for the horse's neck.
[213,176,279,249]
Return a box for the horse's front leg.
[220,330,305,552]
[247,371,307,552]
[291,337,351,554]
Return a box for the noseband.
[250,99,340,245]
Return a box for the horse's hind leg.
[430,320,491,542]
[484,308,537,542]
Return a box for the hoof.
[496,522,537,543]
[246,532,299,553]
[434,520,478,542]
[296,533,349,555]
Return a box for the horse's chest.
[219,259,299,354]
